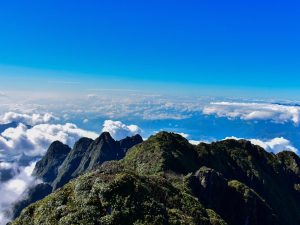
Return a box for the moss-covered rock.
[11,162,226,225]
[123,132,199,175]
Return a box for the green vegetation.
[11,162,226,225]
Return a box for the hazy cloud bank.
[203,102,300,125]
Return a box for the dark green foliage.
[11,183,52,219]
[123,132,199,175]
[195,140,300,225]
[188,167,278,225]
[11,162,227,225]
[277,150,300,178]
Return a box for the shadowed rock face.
[66,132,143,184]
[10,132,300,225]
[51,137,94,190]
[34,132,143,189]
[188,167,278,225]
[277,151,300,177]
[32,141,71,183]
[53,134,143,190]
[72,132,121,176]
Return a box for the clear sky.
[0,0,299,97]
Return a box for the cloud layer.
[102,120,141,140]
[203,102,300,125]
[225,136,298,154]
[0,112,59,126]
[0,161,38,225]
[0,123,98,158]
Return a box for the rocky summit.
[10,132,300,225]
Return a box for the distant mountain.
[10,132,300,225]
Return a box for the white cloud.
[0,112,59,126]
[102,120,141,140]
[0,161,38,225]
[189,140,201,145]
[0,162,17,170]
[0,123,98,158]
[176,132,189,138]
[225,136,298,154]
[203,102,300,125]
[188,139,214,145]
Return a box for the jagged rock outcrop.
[74,132,124,175]
[11,133,143,219]
[59,132,142,188]
[34,133,142,189]
[52,137,94,190]
[277,150,300,177]
[32,141,71,183]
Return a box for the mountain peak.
[123,131,198,175]
[98,131,114,141]
[32,141,71,183]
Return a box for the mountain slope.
[195,140,300,225]
[11,162,227,225]
[10,132,300,225]
[123,131,199,175]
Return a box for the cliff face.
[33,132,143,190]
[10,132,300,225]
[32,141,71,183]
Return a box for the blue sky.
[0,0,300,97]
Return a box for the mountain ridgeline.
[10,132,300,225]
[10,132,143,219]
